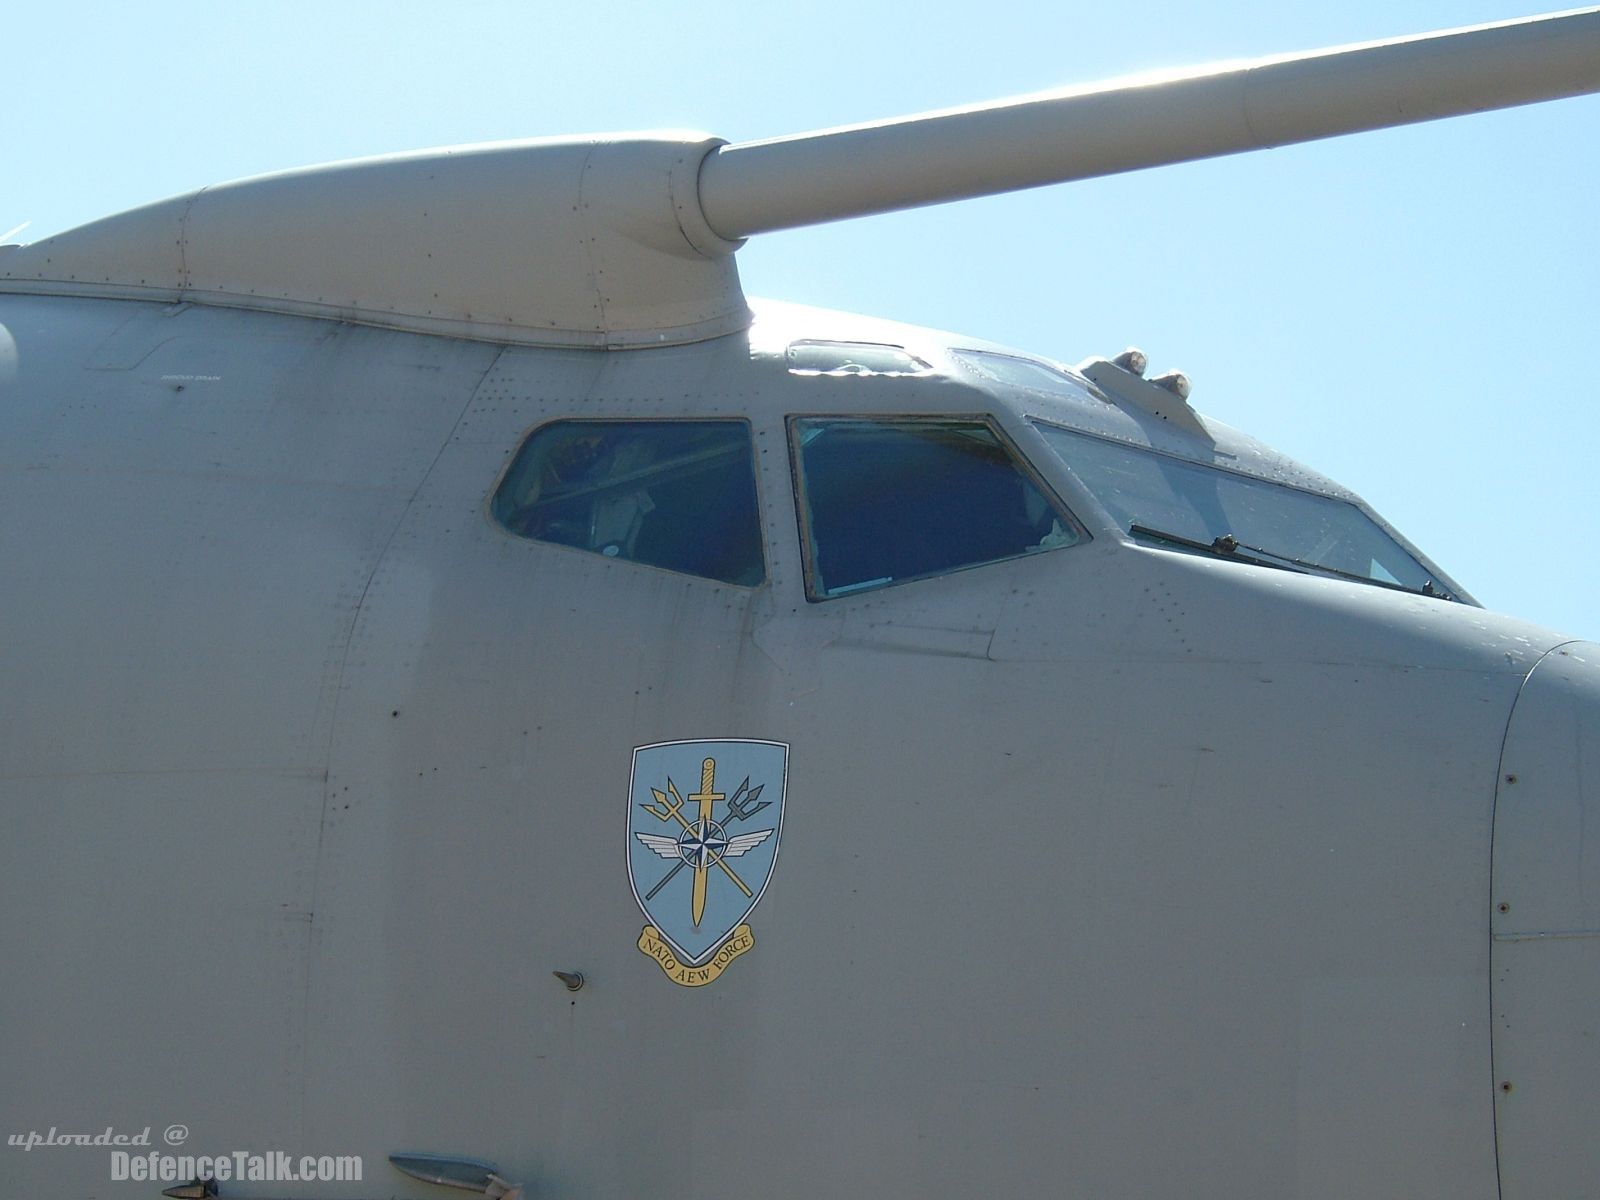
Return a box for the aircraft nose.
[1487,640,1600,1195]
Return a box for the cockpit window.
[1033,421,1451,598]
[952,349,1098,400]
[787,341,931,377]
[492,420,764,586]
[790,417,1079,599]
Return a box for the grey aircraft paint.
[3,11,1599,1199]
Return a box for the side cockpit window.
[790,418,1079,599]
[492,420,764,586]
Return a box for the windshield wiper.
[1128,524,1298,574]
[1130,524,1453,600]
[1211,534,1453,600]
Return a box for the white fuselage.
[2,293,1596,1198]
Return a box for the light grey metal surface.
[2,11,1598,1198]
[0,135,748,349]
[1490,642,1600,1197]
[3,12,1596,355]
[699,8,1600,237]
[0,293,1587,1197]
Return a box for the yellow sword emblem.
[687,757,724,926]
[642,759,755,924]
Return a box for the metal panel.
[0,290,1576,1196]
[0,296,501,1198]
[299,342,783,1187]
[0,137,748,350]
[1491,642,1600,1197]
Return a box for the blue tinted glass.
[1035,422,1440,593]
[792,419,1077,599]
[493,420,764,586]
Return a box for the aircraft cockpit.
[491,328,1463,609]
[492,420,767,587]
[488,409,1077,600]
[7,12,1600,1195]
[949,344,1465,603]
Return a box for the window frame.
[1029,416,1457,597]
[487,415,768,589]
[785,339,934,377]
[786,412,1088,603]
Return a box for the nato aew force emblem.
[627,740,787,987]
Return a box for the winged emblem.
[634,828,774,860]
[627,740,788,986]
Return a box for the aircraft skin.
[4,10,1600,1199]
[2,285,1598,1199]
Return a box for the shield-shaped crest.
[627,739,787,976]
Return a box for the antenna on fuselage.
[2,10,1595,350]
[696,8,1600,239]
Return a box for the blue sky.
[8,1,1596,635]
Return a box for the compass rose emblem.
[626,740,787,987]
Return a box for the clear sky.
[7,1,1596,636]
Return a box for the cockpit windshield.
[1033,421,1454,599]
